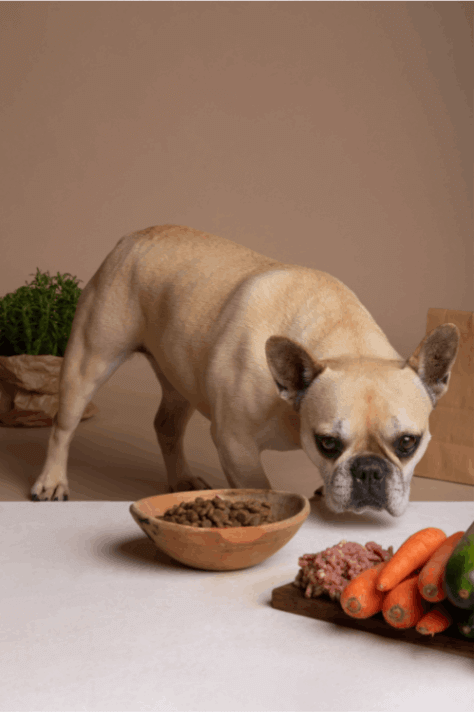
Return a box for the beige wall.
[1,1,472,361]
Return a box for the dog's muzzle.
[349,455,390,510]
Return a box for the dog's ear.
[405,323,460,406]
[265,336,325,410]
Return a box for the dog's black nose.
[349,455,389,509]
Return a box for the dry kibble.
[158,495,276,528]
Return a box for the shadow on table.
[90,530,190,572]
[113,535,191,570]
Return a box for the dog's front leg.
[211,425,271,490]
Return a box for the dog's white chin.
[348,504,383,514]
[325,493,409,517]
[384,499,409,517]
[322,492,348,514]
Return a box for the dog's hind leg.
[145,355,213,492]
[31,273,140,501]
[31,352,130,501]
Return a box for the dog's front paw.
[31,481,69,501]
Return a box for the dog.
[31,225,459,516]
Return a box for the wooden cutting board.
[272,582,474,660]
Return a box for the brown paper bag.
[414,308,474,486]
[0,354,98,427]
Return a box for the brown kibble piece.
[159,496,275,528]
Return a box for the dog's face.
[266,324,459,517]
[298,359,433,516]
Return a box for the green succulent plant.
[0,268,83,357]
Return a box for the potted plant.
[0,268,98,426]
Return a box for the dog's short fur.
[32,226,459,515]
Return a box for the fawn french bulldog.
[32,226,459,516]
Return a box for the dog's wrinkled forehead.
[302,358,432,434]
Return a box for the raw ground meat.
[293,540,394,601]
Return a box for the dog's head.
[265,324,459,516]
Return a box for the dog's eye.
[395,435,420,458]
[315,435,344,459]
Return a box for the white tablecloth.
[1,500,473,712]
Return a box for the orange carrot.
[416,603,453,636]
[382,573,428,629]
[340,562,388,619]
[417,531,465,602]
[376,528,446,592]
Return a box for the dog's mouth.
[350,500,384,512]
[317,481,408,517]
[316,460,406,516]
[350,485,387,511]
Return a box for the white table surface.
[1,499,473,712]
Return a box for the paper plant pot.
[0,354,98,427]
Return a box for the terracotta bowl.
[130,489,310,571]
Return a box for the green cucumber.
[458,610,474,639]
[443,520,474,610]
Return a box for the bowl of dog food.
[130,489,310,571]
